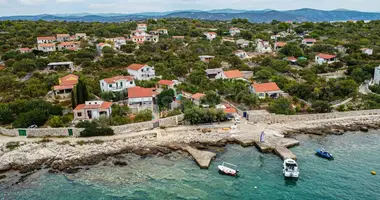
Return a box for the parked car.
[234,117,241,124]
[28,124,38,128]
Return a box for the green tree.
[76,79,89,105]
[268,98,295,115]
[311,101,332,113]
[49,116,64,127]
[0,103,13,124]
[201,91,221,107]
[134,110,153,122]
[157,89,175,109]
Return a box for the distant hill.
[1,9,380,23]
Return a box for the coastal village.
[1,18,380,180]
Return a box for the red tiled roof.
[276,42,287,47]
[58,42,75,46]
[97,43,109,47]
[103,76,134,84]
[230,27,239,30]
[60,74,79,86]
[20,48,32,52]
[158,80,174,86]
[224,107,237,114]
[57,34,70,37]
[137,24,147,26]
[0,65,5,70]
[252,82,281,93]
[128,86,153,98]
[224,70,243,79]
[317,53,336,59]
[100,102,113,109]
[74,104,85,111]
[127,64,146,71]
[37,36,56,40]
[39,43,55,47]
[287,56,297,61]
[303,38,316,42]
[191,93,206,100]
[74,101,112,111]
[53,85,74,90]
[208,32,217,35]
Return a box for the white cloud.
[19,0,47,5]
[88,3,117,9]
[56,0,84,2]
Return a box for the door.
[18,129,27,136]
[68,129,73,136]
[243,112,247,118]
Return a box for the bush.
[12,110,49,128]
[184,107,226,125]
[134,110,153,123]
[49,116,64,128]
[268,98,295,115]
[78,121,115,137]
[311,100,332,113]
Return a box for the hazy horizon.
[0,0,379,16]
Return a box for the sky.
[0,0,379,16]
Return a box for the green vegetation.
[76,121,114,137]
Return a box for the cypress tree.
[76,79,89,105]
[71,89,76,109]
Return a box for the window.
[120,82,123,87]
[109,84,112,88]
[77,112,82,117]
[130,81,133,84]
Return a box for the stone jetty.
[274,146,297,160]
[185,146,216,169]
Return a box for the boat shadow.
[284,178,298,187]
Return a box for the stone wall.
[159,114,185,127]
[111,121,154,134]
[247,109,380,124]
[0,127,83,137]
[0,127,18,136]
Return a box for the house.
[275,42,287,51]
[149,30,159,35]
[132,36,146,44]
[256,39,272,53]
[106,37,126,49]
[315,53,337,65]
[157,80,178,90]
[128,86,155,114]
[127,64,155,80]
[285,57,298,65]
[236,39,250,48]
[100,76,135,93]
[96,43,112,55]
[132,30,148,36]
[37,36,56,44]
[56,34,70,42]
[38,43,56,52]
[215,70,244,80]
[172,36,185,40]
[157,29,168,35]
[204,32,217,41]
[335,45,346,54]
[361,48,373,55]
[75,33,87,40]
[19,47,33,53]
[205,68,223,79]
[229,27,240,36]
[47,62,75,71]
[53,74,79,97]
[191,93,206,106]
[57,42,78,51]
[271,34,281,40]
[234,50,248,59]
[373,66,380,85]
[250,82,283,99]
[199,55,215,63]
[145,34,159,43]
[137,24,148,32]
[302,38,317,47]
[73,101,113,121]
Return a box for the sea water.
[1,131,380,200]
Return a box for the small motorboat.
[218,162,239,177]
[315,149,334,160]
[283,158,299,179]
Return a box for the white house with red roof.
[132,30,148,36]
[315,53,337,65]
[275,42,287,51]
[157,29,168,35]
[199,55,215,63]
[256,39,272,53]
[128,86,155,113]
[157,80,179,90]
[234,50,248,59]
[96,43,112,55]
[204,32,217,41]
[56,34,70,42]
[302,38,317,47]
[215,70,244,80]
[127,64,155,80]
[57,42,79,51]
[75,33,87,40]
[250,82,283,99]
[361,48,373,55]
[137,24,148,32]
[73,101,113,121]
[229,27,240,36]
[53,74,79,97]
[191,93,206,106]
[106,37,127,49]
[38,43,56,52]
[37,36,56,44]
[19,47,33,53]
[100,75,135,93]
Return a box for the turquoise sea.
[1,131,380,200]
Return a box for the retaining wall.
[247,109,380,124]
[0,127,83,137]
[111,121,154,134]
[159,114,185,127]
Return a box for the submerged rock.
[113,160,128,166]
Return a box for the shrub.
[78,121,115,137]
[12,110,49,128]
[49,116,64,128]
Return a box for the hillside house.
[250,82,283,99]
[158,29,168,35]
[145,34,159,43]
[96,43,112,55]
[57,42,78,51]
[132,30,148,36]
[191,93,206,106]
[56,34,70,42]
[74,101,113,121]
[53,74,78,97]
[47,62,75,71]
[275,42,287,51]
[100,76,135,93]
[302,38,317,47]
[229,27,240,36]
[19,48,33,53]
[236,39,250,48]
[137,24,148,32]
[215,70,244,80]
[106,37,126,49]
[38,43,56,52]
[205,68,223,79]
[132,36,146,44]
[199,55,215,63]
[127,64,155,80]
[234,50,248,59]
[128,86,155,114]
[37,36,56,44]
[315,53,337,65]
[204,32,217,41]
[75,33,87,40]
[285,57,298,65]
[271,34,281,40]
[157,80,178,90]
[361,48,373,55]
[256,39,273,53]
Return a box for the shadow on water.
[284,178,298,187]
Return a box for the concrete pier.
[185,146,216,169]
[274,146,297,160]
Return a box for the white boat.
[218,162,239,177]
[283,158,299,178]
